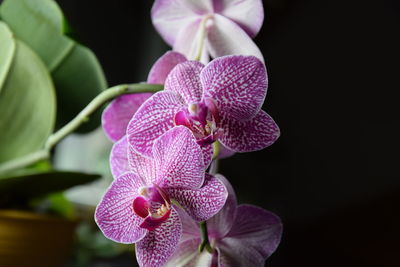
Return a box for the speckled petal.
[201,55,267,122]
[206,14,264,62]
[165,174,227,221]
[165,61,205,104]
[218,205,283,267]
[127,91,186,157]
[128,145,157,185]
[219,110,280,152]
[202,144,214,168]
[216,0,264,38]
[95,172,147,244]
[109,136,130,179]
[147,51,187,84]
[153,126,205,189]
[135,206,182,267]
[102,93,152,142]
[174,206,200,242]
[206,174,237,239]
[151,0,199,46]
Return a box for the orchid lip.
[173,98,221,146]
[133,184,172,231]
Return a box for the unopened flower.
[166,176,282,267]
[152,0,265,63]
[102,51,187,142]
[96,126,227,267]
[128,55,279,162]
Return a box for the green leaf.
[0,0,108,132]
[52,44,107,132]
[0,0,74,71]
[0,40,56,163]
[0,22,15,92]
[0,170,101,206]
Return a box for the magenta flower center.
[132,184,172,231]
[174,98,221,146]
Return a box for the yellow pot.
[0,210,77,267]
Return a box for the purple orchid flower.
[96,126,228,267]
[152,0,264,63]
[166,176,282,267]
[127,55,280,163]
[102,51,187,142]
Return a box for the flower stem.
[199,221,213,253]
[0,83,163,174]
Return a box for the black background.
[56,0,400,266]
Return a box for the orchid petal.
[219,110,280,152]
[154,126,205,188]
[217,205,283,267]
[173,18,202,61]
[165,61,205,103]
[206,14,264,62]
[218,144,235,159]
[136,206,182,267]
[133,196,150,219]
[147,51,187,84]
[166,239,213,267]
[201,55,267,122]
[102,93,152,142]
[202,144,214,168]
[127,91,185,157]
[216,0,264,37]
[128,145,157,185]
[95,172,147,244]
[207,174,237,239]
[184,0,214,13]
[165,174,227,221]
[151,0,199,46]
[174,206,201,242]
[109,136,130,179]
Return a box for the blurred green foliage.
[0,0,105,212]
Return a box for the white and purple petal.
[147,51,187,84]
[151,0,200,46]
[109,136,130,179]
[201,55,267,122]
[165,239,213,267]
[165,174,227,222]
[128,145,157,185]
[207,174,237,239]
[215,0,264,38]
[153,126,205,189]
[219,110,280,152]
[135,206,182,267]
[95,172,147,244]
[173,18,203,61]
[218,143,235,159]
[102,93,152,142]
[202,144,214,168]
[165,60,205,104]
[217,205,283,267]
[127,91,186,157]
[206,14,264,62]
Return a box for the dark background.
[56,0,400,266]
